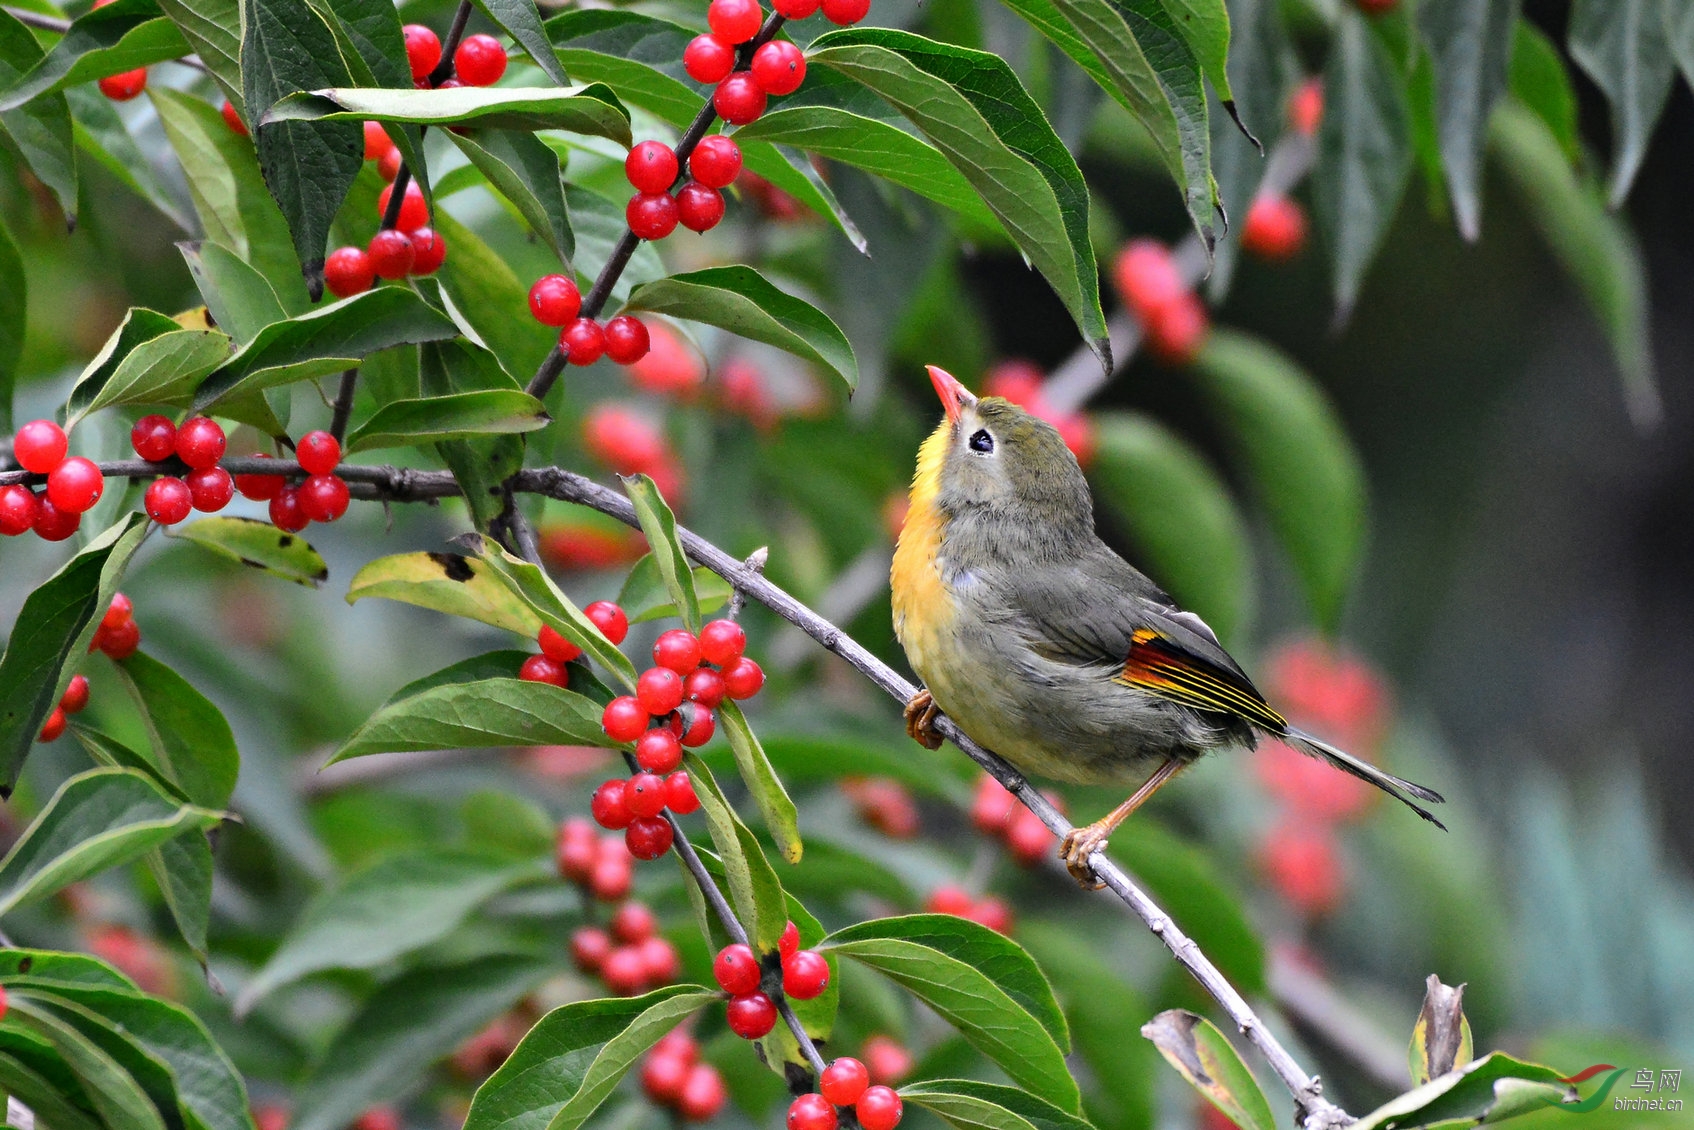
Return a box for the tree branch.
[329,368,359,443]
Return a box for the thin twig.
[428,1,475,87]
[329,368,359,443]
[2,6,68,32]
[726,547,768,620]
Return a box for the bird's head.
[911,365,1093,536]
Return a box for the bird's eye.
[968,429,994,453]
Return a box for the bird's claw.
[1060,825,1109,890]
[903,690,945,750]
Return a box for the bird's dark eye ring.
[968,429,994,453]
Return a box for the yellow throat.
[890,419,955,657]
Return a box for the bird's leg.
[903,689,945,750]
[1060,757,1187,888]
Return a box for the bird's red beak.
[926,365,976,425]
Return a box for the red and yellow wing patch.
[1114,628,1287,732]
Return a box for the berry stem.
[329,367,359,443]
[427,0,475,87]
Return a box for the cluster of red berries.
[788,1053,903,1130]
[537,521,648,572]
[556,814,643,903]
[923,885,1014,935]
[135,418,349,532]
[568,890,684,996]
[401,24,510,88]
[1113,240,1209,366]
[37,672,89,743]
[639,1029,727,1122]
[324,171,446,297]
[450,1011,529,1080]
[969,774,1059,867]
[1,419,102,540]
[713,919,829,1040]
[582,404,686,500]
[89,0,148,101]
[526,275,657,369]
[623,135,742,241]
[38,592,137,742]
[842,777,920,838]
[1240,80,1322,264]
[981,359,1098,467]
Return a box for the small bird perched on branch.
[892,365,1444,887]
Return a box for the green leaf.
[241,0,364,298]
[68,85,194,233]
[0,513,149,791]
[151,86,308,308]
[823,914,1078,1111]
[473,0,572,87]
[463,987,717,1130]
[0,948,137,989]
[109,650,240,809]
[1508,19,1578,161]
[449,128,575,265]
[0,768,222,918]
[306,0,430,204]
[0,214,20,433]
[808,28,1107,365]
[1668,0,1694,95]
[1089,411,1253,645]
[267,84,632,147]
[1160,0,1234,103]
[0,0,189,112]
[1140,1011,1275,1130]
[462,790,556,859]
[430,209,562,379]
[621,474,701,632]
[902,1081,1100,1130]
[0,10,76,224]
[1419,0,1518,240]
[415,337,531,534]
[1191,329,1366,631]
[0,1050,102,1130]
[65,325,231,426]
[168,514,330,587]
[470,536,641,690]
[1350,1051,1572,1130]
[718,702,802,865]
[5,994,166,1130]
[344,389,550,453]
[62,307,188,424]
[331,677,609,763]
[624,266,857,391]
[290,956,551,1130]
[1409,975,1473,1085]
[235,849,543,1014]
[147,832,214,961]
[154,0,242,105]
[1568,0,1674,207]
[194,287,458,409]
[1490,99,1659,426]
[347,551,543,636]
[686,757,789,955]
[616,555,732,624]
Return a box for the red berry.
[722,656,765,699]
[1288,78,1323,137]
[821,0,870,24]
[675,183,725,233]
[678,1063,726,1122]
[377,181,429,232]
[636,728,684,773]
[602,945,649,994]
[269,486,309,532]
[708,0,763,43]
[751,41,806,95]
[626,141,680,194]
[98,616,140,659]
[856,1086,903,1130]
[713,73,767,125]
[1114,239,1185,320]
[626,772,669,818]
[626,814,674,859]
[643,1052,690,1105]
[1259,819,1344,914]
[584,406,667,472]
[46,457,103,513]
[672,704,715,747]
[788,1093,838,1130]
[528,274,583,326]
[653,1030,698,1066]
[640,935,681,983]
[562,318,607,365]
[130,415,176,462]
[403,24,442,80]
[32,494,80,541]
[352,1108,400,1130]
[409,227,447,275]
[688,135,742,189]
[586,601,630,644]
[174,417,226,469]
[712,943,761,995]
[98,68,147,101]
[1351,0,1397,13]
[38,707,66,743]
[590,854,633,901]
[602,696,648,743]
[652,629,702,674]
[627,192,679,241]
[968,895,1014,935]
[368,229,415,279]
[539,624,583,663]
[235,454,286,501]
[611,900,657,943]
[1005,805,1054,865]
[779,920,800,959]
[454,33,508,86]
[14,420,67,473]
[0,485,40,536]
[377,144,404,181]
[664,771,699,814]
[820,1058,869,1106]
[846,777,919,838]
[520,654,570,687]
[298,473,350,522]
[364,120,391,161]
[684,35,736,84]
[971,775,1018,834]
[571,926,612,972]
[296,430,340,475]
[221,100,248,135]
[637,667,685,716]
[1142,291,1208,366]
[698,619,746,666]
[186,466,234,512]
[557,834,597,884]
[725,992,777,1039]
[683,668,725,708]
[324,246,375,297]
[604,315,651,365]
[774,0,821,16]
[1241,194,1307,262]
[591,778,634,829]
[782,949,829,999]
[926,885,974,917]
[60,674,90,715]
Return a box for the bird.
[891,365,1444,886]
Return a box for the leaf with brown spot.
[1141,1010,1274,1130]
[169,516,327,587]
[1410,975,1472,1085]
[347,551,540,636]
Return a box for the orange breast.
[891,422,957,670]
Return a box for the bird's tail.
[1283,726,1448,831]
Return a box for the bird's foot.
[903,689,944,750]
[1059,824,1111,890]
